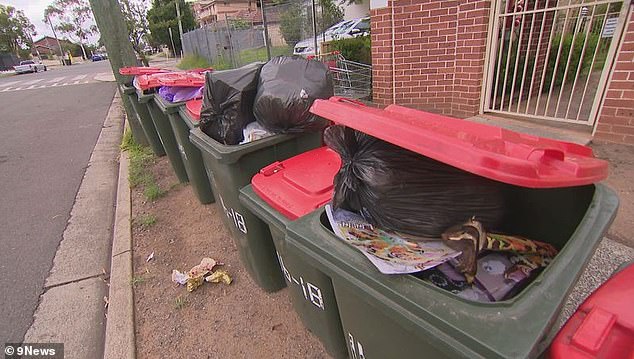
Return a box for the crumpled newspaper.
[171,257,232,292]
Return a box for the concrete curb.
[103,128,135,359]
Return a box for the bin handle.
[331,96,366,107]
[527,148,565,162]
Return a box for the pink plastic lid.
[252,147,342,220]
[550,264,634,359]
[186,99,202,121]
[309,97,608,188]
[119,67,168,76]
[158,73,205,87]
[134,72,185,91]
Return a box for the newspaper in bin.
[325,205,460,274]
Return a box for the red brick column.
[369,0,491,117]
[595,7,634,145]
[370,6,394,105]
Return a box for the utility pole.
[46,15,65,66]
[260,0,271,60]
[169,27,177,58]
[311,0,318,57]
[176,1,184,57]
[88,0,149,146]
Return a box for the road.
[0,60,117,343]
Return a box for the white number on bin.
[277,252,324,310]
[219,194,247,234]
[348,333,366,359]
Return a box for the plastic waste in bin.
[134,72,190,183]
[165,98,215,204]
[189,127,323,292]
[279,97,617,358]
[239,147,347,358]
[550,262,634,359]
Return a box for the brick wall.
[594,7,634,145]
[370,0,491,118]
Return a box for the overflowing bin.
[118,66,168,155]
[134,72,189,183]
[273,97,618,358]
[239,147,347,358]
[189,127,323,292]
[152,72,208,190]
[166,99,215,204]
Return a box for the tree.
[279,0,343,47]
[44,0,99,59]
[147,0,197,55]
[0,5,36,57]
[279,3,303,46]
[120,0,150,65]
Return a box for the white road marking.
[0,80,21,88]
[22,79,44,85]
[71,74,87,81]
[47,76,66,83]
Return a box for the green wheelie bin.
[120,83,165,156]
[279,98,618,358]
[165,99,215,204]
[239,146,347,359]
[189,127,322,292]
[118,67,168,156]
[134,73,189,183]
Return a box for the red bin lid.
[549,263,634,359]
[186,99,202,121]
[158,72,205,87]
[134,72,183,91]
[252,147,342,220]
[309,97,608,188]
[119,66,168,76]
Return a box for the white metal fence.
[482,0,631,125]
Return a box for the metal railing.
[482,0,630,125]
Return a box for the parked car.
[92,53,108,61]
[293,17,371,57]
[14,60,47,74]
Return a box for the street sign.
[602,17,619,38]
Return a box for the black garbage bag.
[253,56,333,134]
[324,125,508,238]
[199,62,263,145]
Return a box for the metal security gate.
[482,0,630,125]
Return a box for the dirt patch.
[132,156,330,359]
[592,142,634,248]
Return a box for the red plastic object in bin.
[550,263,634,359]
[309,97,608,188]
[119,67,168,76]
[186,99,202,121]
[158,73,205,87]
[252,147,342,220]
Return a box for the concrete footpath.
[22,93,124,358]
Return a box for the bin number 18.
[219,194,247,234]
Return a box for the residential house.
[31,36,74,58]
[192,0,256,26]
